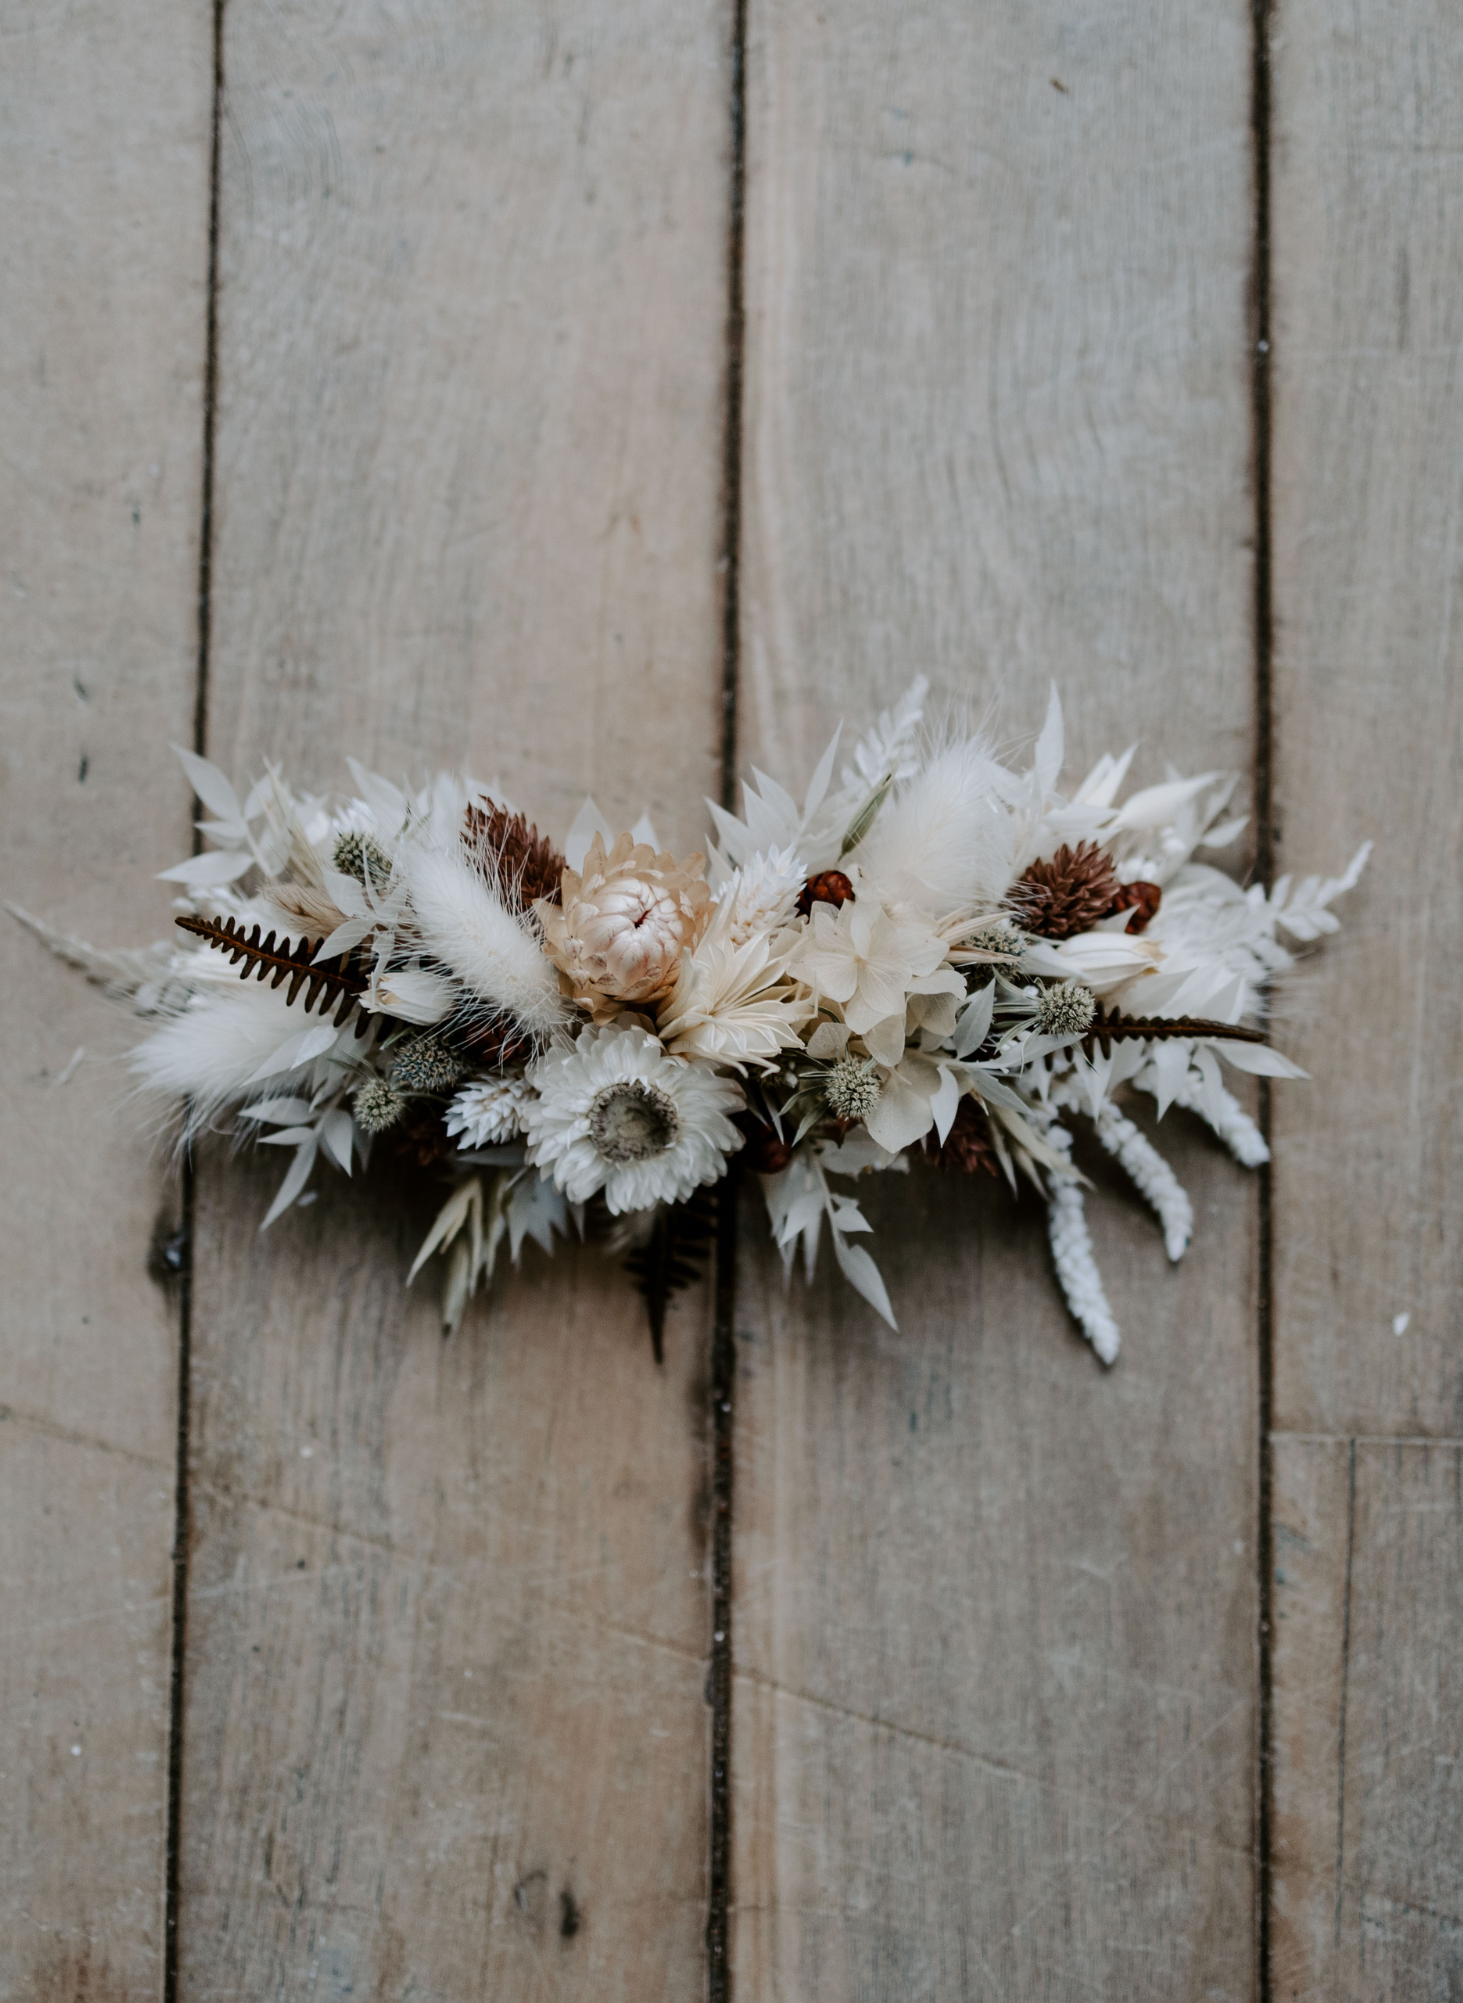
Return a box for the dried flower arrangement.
[16,681,1366,1364]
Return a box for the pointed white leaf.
[630,812,659,850]
[261,1137,318,1228]
[156,849,253,886]
[238,1097,317,1125]
[564,798,617,873]
[931,1065,962,1145]
[802,727,843,821]
[1112,773,1216,831]
[1209,1039,1308,1078]
[831,1230,897,1328]
[408,1178,480,1282]
[952,986,995,1059]
[1034,684,1064,796]
[313,915,375,962]
[345,759,409,837]
[320,1109,355,1174]
[171,744,242,823]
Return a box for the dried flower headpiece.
[18,682,1366,1363]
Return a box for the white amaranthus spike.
[1049,1072,1193,1261]
[1038,1116,1121,1363]
[1094,1104,1193,1262]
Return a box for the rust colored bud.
[1114,880,1162,933]
[796,870,854,916]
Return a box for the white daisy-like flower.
[523,1020,744,1213]
[444,1075,535,1149]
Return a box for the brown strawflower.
[1014,841,1124,940]
[464,802,565,914]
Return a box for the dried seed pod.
[796,870,854,916]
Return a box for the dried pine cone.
[923,1095,998,1177]
[796,870,854,916]
[464,802,565,913]
[1014,841,1124,940]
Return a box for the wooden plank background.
[2,2,1458,2000]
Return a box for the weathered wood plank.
[1268,10,1463,1989]
[1269,0,1463,1440]
[181,2,730,1994]
[734,5,1261,1992]
[0,2,210,1990]
[1272,1437,1463,1998]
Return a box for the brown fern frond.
[1086,1010,1269,1055]
[174,914,369,1025]
[463,803,565,913]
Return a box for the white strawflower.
[523,1020,743,1213]
[445,1075,535,1149]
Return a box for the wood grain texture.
[0,1,210,1989]
[1269,0,1463,1438]
[1271,1437,1463,1998]
[733,4,1263,1993]
[182,1,730,1994]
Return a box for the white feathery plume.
[399,839,567,1041]
[130,980,339,1135]
[850,735,1017,920]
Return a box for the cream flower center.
[588,1080,681,1162]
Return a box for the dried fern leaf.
[174,914,369,1025]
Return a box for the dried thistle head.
[390,1033,467,1094]
[1013,841,1124,940]
[1034,978,1097,1039]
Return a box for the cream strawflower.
[537,831,711,1012]
[444,1075,535,1148]
[657,895,810,1070]
[523,1020,743,1213]
[791,891,965,1036]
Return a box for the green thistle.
[355,1077,407,1134]
[1035,979,1097,1039]
[333,829,393,886]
